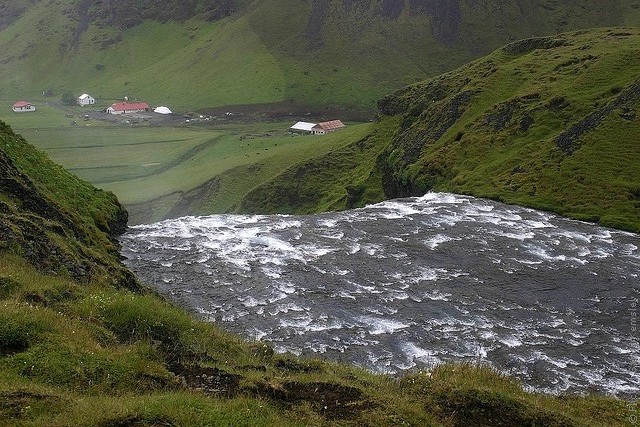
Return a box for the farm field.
[0,105,371,223]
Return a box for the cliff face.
[84,0,240,30]
[0,121,137,288]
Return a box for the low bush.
[76,291,195,350]
[0,305,48,356]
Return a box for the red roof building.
[106,101,150,115]
[312,120,345,135]
[12,101,36,113]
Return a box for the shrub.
[0,306,47,356]
[78,291,195,350]
[0,277,20,299]
[60,92,75,106]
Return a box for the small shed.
[12,101,36,113]
[78,93,95,106]
[154,106,172,115]
[289,121,316,134]
[312,120,345,135]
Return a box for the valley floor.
[0,101,373,224]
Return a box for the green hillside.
[0,120,135,287]
[242,27,640,233]
[0,116,631,426]
[2,2,639,230]
[2,0,640,114]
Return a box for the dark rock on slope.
[555,78,640,154]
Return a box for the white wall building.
[12,101,36,113]
[311,120,345,135]
[289,121,316,134]
[78,93,95,106]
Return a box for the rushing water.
[120,193,640,397]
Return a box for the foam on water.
[402,342,441,366]
[424,234,456,249]
[358,316,411,335]
[280,315,344,333]
[424,290,452,301]
[500,336,523,348]
[269,303,306,316]
[121,192,640,397]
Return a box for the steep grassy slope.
[241,28,640,233]
[2,1,640,114]
[376,28,640,232]
[0,118,631,427]
[0,120,135,287]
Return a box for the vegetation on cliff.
[0,120,135,287]
[376,28,640,232]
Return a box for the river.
[120,192,640,397]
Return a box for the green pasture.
[102,123,370,204]
[1,108,371,220]
[17,126,218,186]
[135,121,375,221]
[0,104,79,129]
[98,122,371,205]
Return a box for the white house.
[311,120,345,135]
[289,121,316,134]
[12,101,36,113]
[77,93,95,106]
[106,101,150,115]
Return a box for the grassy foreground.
[0,118,631,425]
[0,250,630,426]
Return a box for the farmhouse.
[77,93,95,106]
[106,101,150,115]
[289,121,316,134]
[12,101,36,113]
[311,120,345,135]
